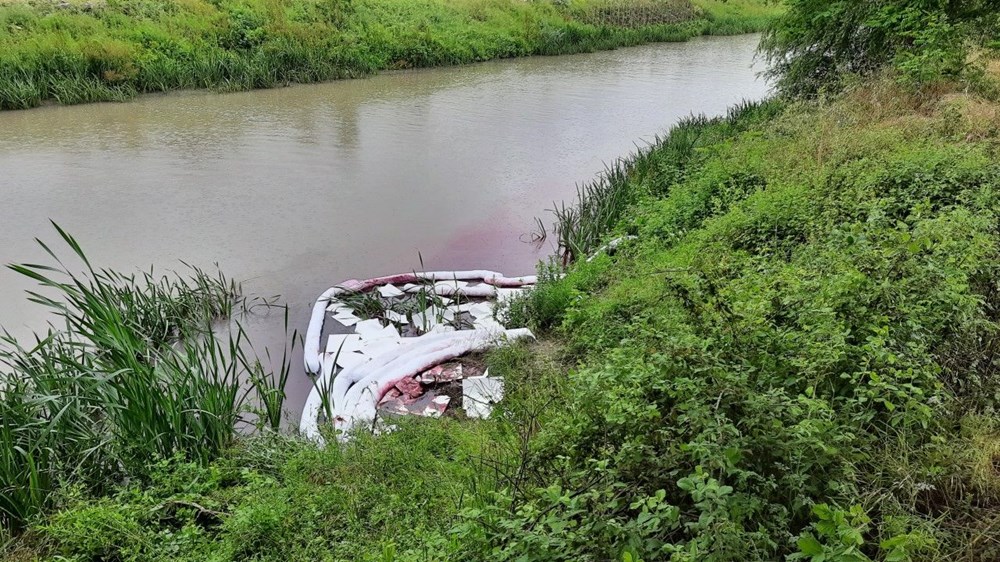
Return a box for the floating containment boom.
[300,271,536,442]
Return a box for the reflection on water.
[0,34,768,422]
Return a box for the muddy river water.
[0,33,768,422]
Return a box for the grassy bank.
[0,228,291,545]
[11,2,1000,560]
[0,0,781,110]
[511,77,1000,559]
[9,72,1000,561]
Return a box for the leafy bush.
[761,0,1000,96]
[500,261,578,333]
[492,77,1000,559]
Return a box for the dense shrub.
[479,79,1000,560]
[761,0,1000,96]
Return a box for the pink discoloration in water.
[428,208,533,271]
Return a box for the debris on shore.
[300,271,534,441]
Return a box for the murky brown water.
[0,34,768,422]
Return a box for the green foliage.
[0,0,779,109]
[12,15,1000,561]
[692,0,784,35]
[11,417,510,561]
[0,334,572,560]
[499,260,579,333]
[549,99,784,263]
[790,504,935,562]
[790,504,872,562]
[495,79,1000,559]
[0,225,291,531]
[761,0,1000,96]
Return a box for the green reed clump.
[694,0,784,35]
[549,99,783,263]
[0,224,290,530]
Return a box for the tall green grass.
[549,99,783,263]
[0,224,291,530]
[0,0,780,109]
[692,0,785,34]
[0,339,566,561]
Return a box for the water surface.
[0,34,768,422]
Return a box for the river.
[0,33,768,423]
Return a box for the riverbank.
[501,78,1000,559]
[0,0,780,110]
[8,4,1000,559]
[7,64,1000,560]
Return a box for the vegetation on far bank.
[0,0,780,109]
[7,1,1000,561]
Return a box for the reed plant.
[549,99,782,263]
[0,224,290,530]
[577,0,696,29]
